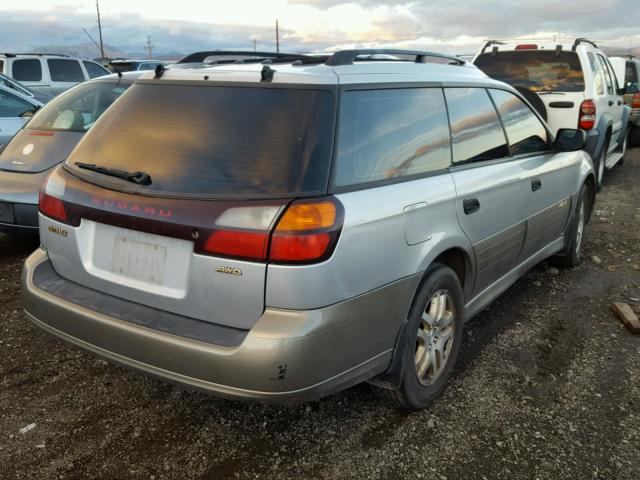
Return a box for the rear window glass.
[445,88,509,164]
[66,84,335,197]
[48,59,85,82]
[12,59,42,82]
[28,82,128,132]
[489,89,549,156]
[475,51,585,92]
[335,88,451,187]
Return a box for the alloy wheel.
[415,290,455,386]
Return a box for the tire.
[515,86,547,121]
[594,142,607,192]
[630,125,640,148]
[382,263,465,410]
[554,183,591,267]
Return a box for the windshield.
[65,83,335,198]
[475,51,585,92]
[27,82,128,132]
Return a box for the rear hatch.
[40,82,335,330]
[0,129,83,173]
[475,49,586,134]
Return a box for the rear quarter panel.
[265,173,473,310]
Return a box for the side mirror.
[555,128,586,152]
[626,81,639,94]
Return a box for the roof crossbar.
[176,50,318,64]
[325,49,466,66]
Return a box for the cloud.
[0,1,638,59]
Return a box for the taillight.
[199,198,343,264]
[270,199,343,264]
[203,230,269,260]
[515,44,538,50]
[39,191,67,222]
[578,100,596,130]
[632,92,640,109]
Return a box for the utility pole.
[252,39,257,52]
[96,0,105,60]
[275,19,280,54]
[145,36,154,59]
[83,28,102,57]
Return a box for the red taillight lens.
[579,100,596,130]
[202,230,269,260]
[515,44,538,50]
[39,191,67,222]
[269,199,343,264]
[632,92,640,109]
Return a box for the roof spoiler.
[2,52,69,58]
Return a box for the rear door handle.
[463,198,480,215]
[618,100,623,106]
[531,178,542,192]
[608,100,614,106]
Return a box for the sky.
[1,0,639,57]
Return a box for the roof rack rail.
[176,50,319,65]
[572,38,598,51]
[479,40,505,55]
[325,49,466,67]
[2,52,69,58]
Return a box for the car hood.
[0,167,52,205]
[0,129,84,174]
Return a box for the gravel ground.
[1,150,639,480]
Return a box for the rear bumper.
[0,201,38,236]
[22,248,417,403]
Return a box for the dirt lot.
[1,150,639,480]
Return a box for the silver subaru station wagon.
[22,49,596,409]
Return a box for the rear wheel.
[382,263,464,410]
[555,182,590,267]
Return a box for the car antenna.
[154,63,166,79]
[261,65,275,82]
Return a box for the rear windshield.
[65,84,335,198]
[475,51,585,92]
[27,82,128,132]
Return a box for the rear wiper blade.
[75,162,152,186]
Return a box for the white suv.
[0,53,110,97]
[473,38,631,190]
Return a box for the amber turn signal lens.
[275,201,336,232]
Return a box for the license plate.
[111,234,167,284]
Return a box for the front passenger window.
[489,89,550,156]
[445,87,509,164]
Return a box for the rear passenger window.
[489,89,549,156]
[48,59,85,82]
[597,55,614,94]
[335,88,451,187]
[83,61,108,79]
[625,61,638,84]
[12,59,42,81]
[588,53,605,95]
[445,88,509,164]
